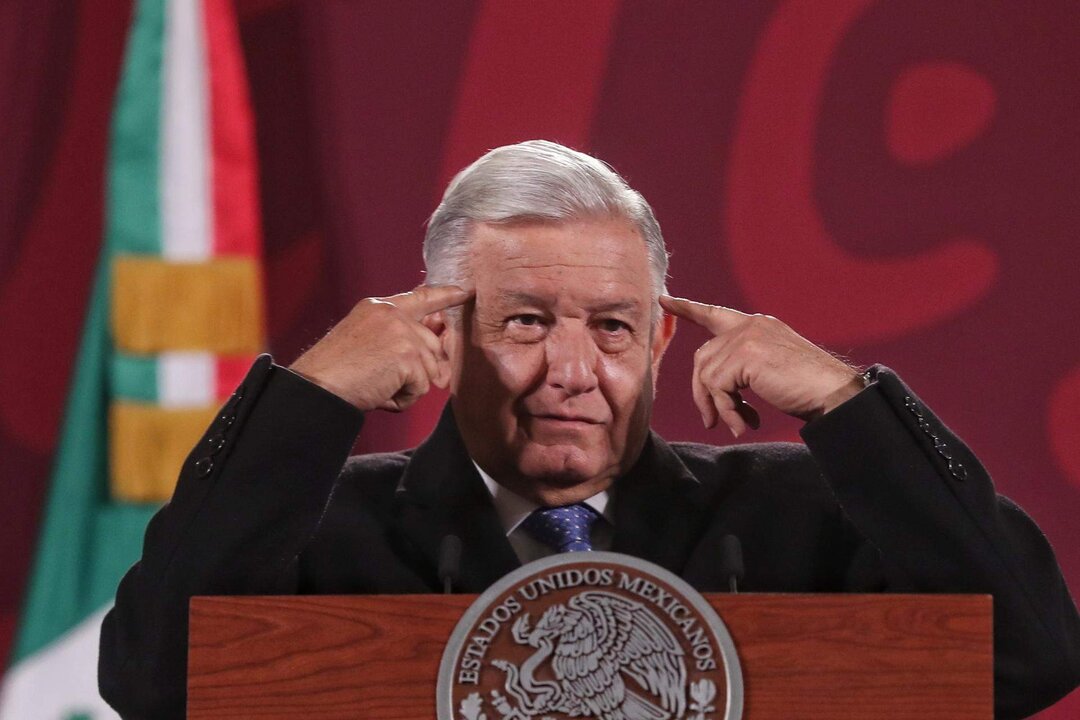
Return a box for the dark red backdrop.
[1,1,1077,714]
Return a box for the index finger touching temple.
[392,284,475,319]
[659,294,749,334]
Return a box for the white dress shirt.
[473,461,614,564]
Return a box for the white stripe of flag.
[160,0,211,261]
[158,351,215,408]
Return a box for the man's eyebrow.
[587,300,643,315]
[493,290,553,307]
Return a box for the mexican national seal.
[438,552,743,720]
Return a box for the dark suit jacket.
[98,356,1080,719]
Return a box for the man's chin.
[510,445,615,502]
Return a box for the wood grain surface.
[187,593,991,718]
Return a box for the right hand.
[289,284,473,411]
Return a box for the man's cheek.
[600,357,650,399]
[484,344,544,389]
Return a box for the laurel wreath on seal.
[458,692,487,720]
[457,680,718,719]
[688,678,718,719]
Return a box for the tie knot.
[522,503,599,553]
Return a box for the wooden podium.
[188,593,991,718]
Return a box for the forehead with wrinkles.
[492,289,643,315]
[466,219,655,312]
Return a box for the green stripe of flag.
[106,0,165,257]
[110,353,159,404]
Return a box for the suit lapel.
[391,405,520,593]
[393,412,708,588]
[610,432,709,576]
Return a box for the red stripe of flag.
[203,0,263,257]
[215,355,258,402]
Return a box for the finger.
[660,295,750,335]
[409,326,452,388]
[698,339,762,431]
[380,361,432,412]
[411,323,445,359]
[691,339,729,429]
[414,343,442,388]
[691,367,719,429]
[711,387,750,438]
[698,354,751,437]
[433,356,452,389]
[388,284,474,320]
[406,365,432,401]
[377,398,405,412]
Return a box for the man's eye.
[510,314,543,327]
[597,318,630,334]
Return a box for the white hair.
[423,140,669,304]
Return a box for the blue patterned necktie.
[521,503,599,553]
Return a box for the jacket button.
[930,436,952,459]
[195,457,214,477]
[206,434,227,453]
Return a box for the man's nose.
[545,323,599,395]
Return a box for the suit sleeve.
[800,365,1080,719]
[98,355,364,719]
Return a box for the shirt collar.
[472,460,611,537]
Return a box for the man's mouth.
[530,414,603,425]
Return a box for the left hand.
[659,295,865,436]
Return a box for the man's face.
[444,217,676,506]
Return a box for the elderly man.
[100,141,1079,718]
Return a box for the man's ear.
[435,310,466,361]
[651,310,677,380]
[428,310,465,392]
[421,310,455,359]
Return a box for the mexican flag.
[0,0,264,716]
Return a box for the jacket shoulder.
[339,450,414,495]
[669,440,833,500]
[670,439,814,470]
